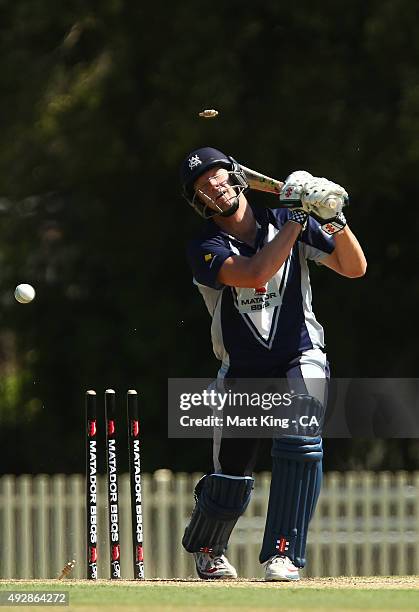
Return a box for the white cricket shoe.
[193,552,237,580]
[264,555,300,581]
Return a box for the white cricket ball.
[14,284,36,304]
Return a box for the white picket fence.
[0,470,418,579]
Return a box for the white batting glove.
[279,171,314,207]
[301,177,348,218]
[280,172,349,235]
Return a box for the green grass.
[0,581,417,611]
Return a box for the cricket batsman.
[180,147,366,580]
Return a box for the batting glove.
[279,171,314,207]
[301,177,348,218]
[288,209,308,231]
[311,210,347,235]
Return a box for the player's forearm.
[332,226,367,277]
[249,221,301,286]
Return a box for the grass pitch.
[0,577,418,611]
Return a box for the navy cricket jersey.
[187,205,335,369]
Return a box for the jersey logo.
[238,290,280,313]
[188,155,202,170]
[204,253,213,262]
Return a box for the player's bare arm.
[321,226,367,278]
[217,221,302,288]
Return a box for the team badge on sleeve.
[204,253,213,262]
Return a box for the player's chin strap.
[218,197,239,217]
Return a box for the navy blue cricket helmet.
[180,146,248,218]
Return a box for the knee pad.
[259,434,323,567]
[286,393,325,437]
[271,435,323,461]
[182,474,254,555]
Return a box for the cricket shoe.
[193,552,237,580]
[264,555,300,581]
